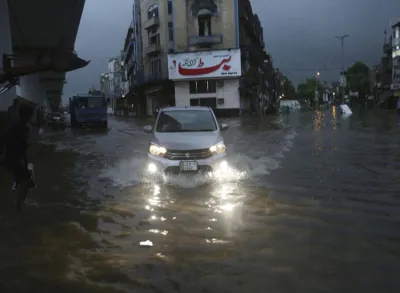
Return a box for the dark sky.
[63,0,400,103]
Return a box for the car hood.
[152,131,223,150]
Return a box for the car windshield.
[156,110,217,132]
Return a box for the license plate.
[53,117,60,120]
[180,161,198,171]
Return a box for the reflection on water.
[1,114,400,292]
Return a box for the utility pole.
[335,35,349,104]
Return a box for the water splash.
[100,129,298,189]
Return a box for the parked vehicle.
[69,93,109,128]
[46,112,65,128]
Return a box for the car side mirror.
[220,123,228,131]
[143,125,153,133]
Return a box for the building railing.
[143,16,160,30]
[143,43,161,56]
[188,35,223,46]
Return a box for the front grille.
[164,148,212,160]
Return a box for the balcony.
[188,35,223,46]
[393,37,400,48]
[143,44,161,56]
[143,17,159,30]
[131,70,168,87]
[145,73,165,84]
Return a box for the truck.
[69,91,109,128]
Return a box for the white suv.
[143,106,229,175]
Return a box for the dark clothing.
[36,108,44,127]
[3,122,31,184]
[7,104,19,125]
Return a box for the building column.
[0,0,16,112]
[16,74,45,106]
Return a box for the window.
[148,26,158,35]
[87,97,107,108]
[198,15,211,36]
[156,110,217,132]
[150,59,161,77]
[147,4,159,19]
[189,80,217,94]
[168,0,172,14]
[149,33,160,45]
[168,22,174,41]
[190,98,217,108]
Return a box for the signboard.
[168,49,241,80]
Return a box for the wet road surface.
[1,108,400,293]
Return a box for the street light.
[335,34,349,104]
[335,34,349,72]
[315,72,320,104]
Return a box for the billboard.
[168,49,241,80]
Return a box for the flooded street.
[1,109,400,293]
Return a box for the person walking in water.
[3,103,35,211]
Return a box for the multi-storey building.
[122,0,147,116]
[238,0,278,114]
[168,0,273,116]
[130,0,174,116]
[392,21,400,97]
[375,21,400,108]
[169,0,241,116]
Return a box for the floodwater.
[1,108,399,293]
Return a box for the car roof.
[161,106,211,112]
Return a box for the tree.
[282,76,296,99]
[296,78,324,105]
[345,61,370,96]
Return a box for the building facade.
[374,21,400,108]
[168,0,275,116]
[238,0,278,115]
[106,0,276,117]
[101,58,124,114]
[392,21,400,97]
[169,0,242,116]
[134,0,174,116]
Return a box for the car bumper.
[147,153,228,174]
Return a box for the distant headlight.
[209,141,226,155]
[149,143,167,156]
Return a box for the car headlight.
[209,141,226,155]
[149,143,167,156]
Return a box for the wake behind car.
[143,106,229,175]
